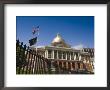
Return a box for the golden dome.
[52,33,65,43]
[51,33,71,48]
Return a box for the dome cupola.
[51,33,71,48]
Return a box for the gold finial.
[57,33,60,36]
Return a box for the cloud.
[36,45,45,48]
[72,44,86,50]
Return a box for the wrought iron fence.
[16,40,51,74]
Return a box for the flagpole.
[29,25,39,51]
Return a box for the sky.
[16,16,94,48]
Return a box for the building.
[36,33,94,73]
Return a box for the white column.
[47,50,48,58]
[45,50,47,58]
[62,52,63,60]
[70,52,71,60]
[57,50,58,59]
[79,55,81,61]
[52,50,54,59]
[74,54,76,61]
[72,52,74,60]
[66,52,67,60]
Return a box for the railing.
[16,40,51,74]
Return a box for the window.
[58,51,62,59]
[62,51,66,59]
[71,52,74,60]
[54,50,57,59]
[48,50,52,58]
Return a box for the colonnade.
[45,50,82,61]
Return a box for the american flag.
[32,26,39,35]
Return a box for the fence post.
[25,46,30,74]
[53,61,59,74]
[21,44,27,74]
[47,59,52,74]
[16,41,24,74]
[42,57,47,74]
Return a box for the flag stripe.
[32,26,39,35]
